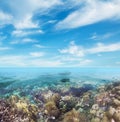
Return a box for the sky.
[0,0,120,67]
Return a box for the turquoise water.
[0,67,120,98]
[0,68,120,121]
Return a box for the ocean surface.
[0,67,120,98]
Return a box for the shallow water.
[0,67,120,98]
[0,68,120,122]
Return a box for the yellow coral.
[45,101,60,118]
[8,95,19,105]
[52,93,61,104]
[15,100,28,113]
[63,109,87,122]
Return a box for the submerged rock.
[60,78,70,83]
[69,84,94,97]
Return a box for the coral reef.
[1,79,120,122]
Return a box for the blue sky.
[0,0,120,67]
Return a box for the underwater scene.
[0,68,120,122]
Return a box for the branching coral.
[63,109,87,122]
[45,101,60,118]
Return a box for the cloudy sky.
[0,0,120,67]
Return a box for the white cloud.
[59,41,120,57]
[53,55,92,67]
[0,33,7,45]
[0,55,63,67]
[34,44,46,48]
[30,52,45,57]
[12,29,44,37]
[58,41,120,67]
[1,0,62,29]
[47,20,57,24]
[1,0,120,30]
[14,14,38,29]
[21,38,37,43]
[116,62,120,65]
[56,0,120,29]
[0,55,27,67]
[68,59,93,67]
[88,42,120,54]
[53,55,82,62]
[26,0,62,9]
[0,47,12,51]
[0,11,12,26]
[29,59,63,67]
[79,59,92,65]
[0,35,7,42]
[11,38,38,44]
[59,41,85,57]
[97,54,102,57]
[90,32,117,40]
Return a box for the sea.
[0,67,120,98]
